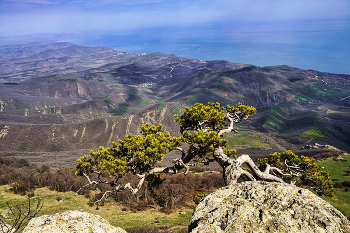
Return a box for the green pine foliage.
[181,130,227,164]
[258,150,334,197]
[191,192,208,204]
[145,173,165,189]
[76,123,180,178]
[174,102,254,163]
[174,102,256,133]
[174,102,226,133]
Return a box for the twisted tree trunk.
[213,147,284,185]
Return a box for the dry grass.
[0,186,192,232]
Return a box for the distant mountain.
[0,42,131,83]
[0,42,349,167]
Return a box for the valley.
[0,42,350,167]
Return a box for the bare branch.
[93,191,112,205]
[113,174,146,196]
[269,167,301,177]
[76,172,110,195]
[2,196,43,233]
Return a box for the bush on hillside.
[342,180,350,187]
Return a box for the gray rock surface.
[0,222,15,233]
[189,181,350,233]
[23,210,126,233]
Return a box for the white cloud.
[0,0,349,36]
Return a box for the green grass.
[220,77,239,85]
[262,106,292,132]
[299,126,325,143]
[263,119,280,132]
[225,131,271,149]
[305,82,349,100]
[157,103,166,111]
[320,190,350,219]
[294,94,313,102]
[316,153,350,218]
[170,105,180,118]
[89,113,101,116]
[139,97,151,106]
[233,125,249,130]
[317,153,350,183]
[0,186,192,232]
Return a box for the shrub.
[191,192,208,204]
[206,172,225,188]
[342,180,350,187]
[333,182,343,188]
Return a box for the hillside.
[0,42,349,167]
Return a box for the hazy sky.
[1,0,349,36]
[1,0,350,73]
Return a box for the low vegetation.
[224,131,271,149]
[316,152,350,219]
[0,186,191,233]
[0,151,349,231]
[0,157,224,214]
[299,126,325,143]
[1,101,348,231]
[0,157,224,232]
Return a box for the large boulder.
[189,181,350,233]
[23,210,126,233]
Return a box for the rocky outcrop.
[23,210,126,233]
[0,222,15,233]
[189,181,350,233]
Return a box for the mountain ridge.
[0,42,349,167]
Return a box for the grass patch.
[320,190,350,219]
[89,113,101,117]
[317,153,350,183]
[299,126,325,143]
[220,77,239,85]
[305,82,350,100]
[316,153,350,218]
[262,106,289,132]
[170,105,180,118]
[225,131,271,149]
[182,88,205,106]
[0,186,193,232]
[233,125,249,130]
[157,103,166,111]
[294,93,313,102]
[139,97,151,106]
[263,119,280,132]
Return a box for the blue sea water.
[65,22,350,74]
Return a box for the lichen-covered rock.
[23,210,126,233]
[189,181,350,233]
[0,222,15,233]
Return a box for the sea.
[4,21,350,75]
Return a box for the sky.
[1,0,350,74]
